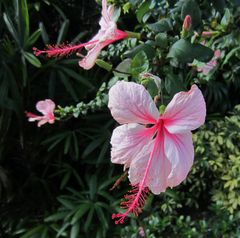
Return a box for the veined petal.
[85,31,104,50]
[163,85,206,134]
[100,5,115,29]
[129,130,171,195]
[108,81,159,125]
[36,99,55,116]
[164,131,194,188]
[110,123,157,168]
[79,42,106,70]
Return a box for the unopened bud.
[183,15,192,32]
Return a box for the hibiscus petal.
[129,132,171,195]
[164,131,194,188]
[85,31,104,50]
[110,123,157,168]
[36,99,55,116]
[108,81,159,125]
[163,85,206,133]
[79,42,106,70]
[37,118,49,127]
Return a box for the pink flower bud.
[201,31,214,37]
[183,15,192,32]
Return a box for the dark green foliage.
[1,0,240,237]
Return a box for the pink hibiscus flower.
[33,0,128,70]
[197,50,221,75]
[26,99,55,127]
[108,81,206,224]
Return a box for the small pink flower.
[183,15,192,32]
[33,0,128,70]
[109,81,206,224]
[197,50,221,75]
[139,226,145,237]
[26,99,55,127]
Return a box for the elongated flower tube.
[108,81,206,224]
[33,0,128,70]
[26,99,55,127]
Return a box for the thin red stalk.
[112,121,162,224]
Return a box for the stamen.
[112,184,150,224]
[33,40,98,58]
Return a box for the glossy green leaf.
[136,1,151,23]
[23,52,42,67]
[26,29,41,47]
[148,19,173,32]
[168,39,214,63]
[130,51,149,77]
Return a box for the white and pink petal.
[36,99,55,116]
[128,134,171,195]
[110,123,156,168]
[108,81,159,125]
[164,131,194,188]
[163,85,206,134]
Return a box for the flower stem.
[125,31,141,40]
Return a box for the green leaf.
[70,223,80,238]
[44,212,69,222]
[56,222,70,238]
[181,0,201,28]
[113,58,131,77]
[130,51,149,77]
[96,59,113,72]
[223,46,240,66]
[148,19,172,32]
[57,197,75,209]
[123,43,155,59]
[84,207,94,232]
[39,22,49,44]
[136,1,151,23]
[221,8,232,27]
[20,226,43,238]
[168,39,214,63]
[155,33,168,48]
[123,2,131,14]
[95,206,108,228]
[71,204,90,224]
[19,0,30,41]
[60,172,71,189]
[57,19,70,44]
[23,52,42,67]
[3,13,19,44]
[25,29,41,47]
